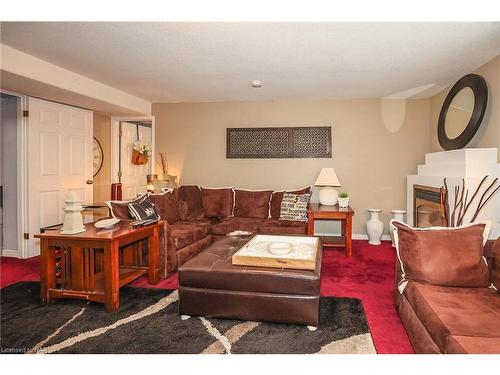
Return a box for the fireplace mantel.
[407,148,500,238]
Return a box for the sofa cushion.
[177,185,205,221]
[210,217,264,236]
[201,187,234,218]
[170,222,209,250]
[258,219,308,235]
[148,189,180,224]
[485,238,500,291]
[233,189,273,219]
[270,186,311,219]
[175,218,214,231]
[279,193,311,222]
[446,335,500,354]
[404,281,500,353]
[392,221,491,290]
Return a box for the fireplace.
[407,149,499,238]
[413,185,445,228]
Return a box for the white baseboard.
[1,249,19,257]
[315,232,392,241]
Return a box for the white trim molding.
[1,249,19,257]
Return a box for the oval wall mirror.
[437,74,488,150]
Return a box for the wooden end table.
[35,221,162,312]
[307,203,355,257]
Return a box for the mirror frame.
[438,73,488,150]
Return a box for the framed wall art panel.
[226,126,332,159]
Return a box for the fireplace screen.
[413,185,445,228]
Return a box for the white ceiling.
[1,22,500,103]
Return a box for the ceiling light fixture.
[250,80,263,88]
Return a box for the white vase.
[390,210,406,247]
[366,209,384,245]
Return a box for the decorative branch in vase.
[159,152,168,178]
[441,176,499,227]
[157,152,178,189]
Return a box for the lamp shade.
[314,168,341,187]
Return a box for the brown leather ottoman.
[178,236,322,326]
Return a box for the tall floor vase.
[366,209,383,245]
[390,210,406,247]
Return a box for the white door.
[120,122,152,199]
[28,98,93,257]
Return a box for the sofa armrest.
[158,220,178,278]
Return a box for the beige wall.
[93,113,111,203]
[153,99,430,235]
[430,55,500,161]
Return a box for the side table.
[307,203,355,257]
[35,221,161,312]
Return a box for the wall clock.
[93,137,104,177]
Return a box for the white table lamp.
[315,168,341,205]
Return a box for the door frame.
[0,89,29,258]
[110,116,156,185]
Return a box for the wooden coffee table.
[35,221,161,312]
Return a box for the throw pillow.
[270,186,311,219]
[176,185,205,221]
[148,189,180,224]
[201,187,234,218]
[392,220,491,293]
[279,193,311,222]
[233,189,273,219]
[106,194,147,220]
[128,197,160,221]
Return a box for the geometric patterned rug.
[0,282,376,354]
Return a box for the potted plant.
[338,192,349,208]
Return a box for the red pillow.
[177,185,205,221]
[201,187,234,218]
[148,189,180,224]
[392,221,491,292]
[233,189,273,219]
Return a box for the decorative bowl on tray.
[267,242,293,255]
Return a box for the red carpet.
[0,239,414,354]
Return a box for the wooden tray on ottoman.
[232,234,319,270]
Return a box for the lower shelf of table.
[319,236,347,248]
[93,267,147,293]
[49,267,147,302]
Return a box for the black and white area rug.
[0,282,375,354]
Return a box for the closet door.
[27,98,93,257]
[119,122,152,199]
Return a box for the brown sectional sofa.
[396,238,500,354]
[111,185,311,278]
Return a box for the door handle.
[86,180,94,185]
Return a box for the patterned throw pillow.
[279,193,311,222]
[128,197,160,221]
